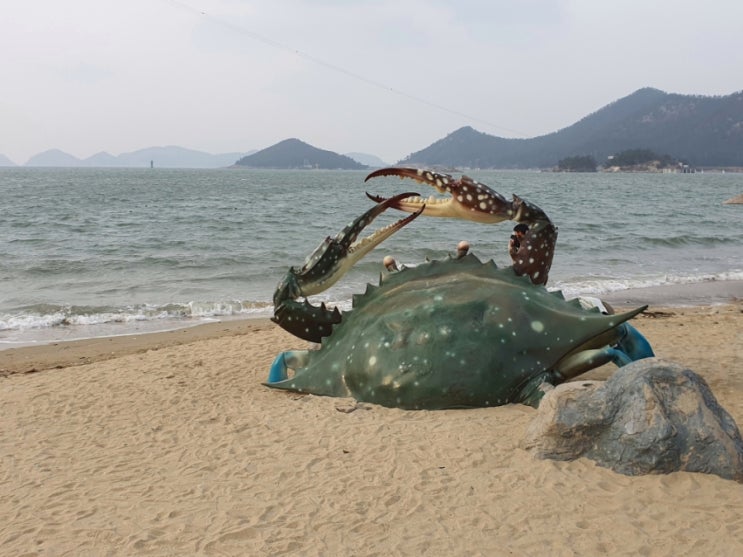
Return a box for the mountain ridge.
[401,88,743,168]
[17,146,253,168]
[4,87,742,169]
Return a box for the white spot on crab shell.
[369,356,377,367]
[382,374,393,386]
[457,195,464,202]
[531,321,545,333]
[417,332,431,344]
[479,201,488,210]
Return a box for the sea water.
[2,167,742,347]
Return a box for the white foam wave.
[552,270,743,300]
[1,271,740,346]
[0,300,274,332]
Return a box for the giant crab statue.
[265,168,653,409]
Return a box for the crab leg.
[365,167,558,286]
[272,192,423,343]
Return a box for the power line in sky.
[165,0,526,137]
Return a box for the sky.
[2,0,742,165]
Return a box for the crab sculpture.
[266,168,653,409]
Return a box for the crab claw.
[272,192,424,342]
[275,191,423,303]
[365,167,558,286]
[365,167,514,224]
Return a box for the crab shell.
[266,254,645,409]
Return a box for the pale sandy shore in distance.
[1,283,742,555]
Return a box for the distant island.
[556,149,690,173]
[234,138,367,170]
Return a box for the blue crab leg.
[272,192,424,343]
[267,350,310,383]
[365,167,558,286]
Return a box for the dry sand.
[1,300,742,556]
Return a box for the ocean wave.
[3,270,741,335]
[0,300,274,332]
[552,270,743,299]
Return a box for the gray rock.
[523,358,743,482]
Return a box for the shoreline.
[0,317,273,376]
[1,279,740,352]
[1,280,741,377]
[600,278,743,308]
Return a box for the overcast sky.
[2,0,742,165]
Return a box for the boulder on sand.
[523,358,743,482]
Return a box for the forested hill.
[400,88,743,168]
[235,138,367,169]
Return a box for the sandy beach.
[2,289,742,555]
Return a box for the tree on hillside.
[557,155,597,172]
[605,149,676,168]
